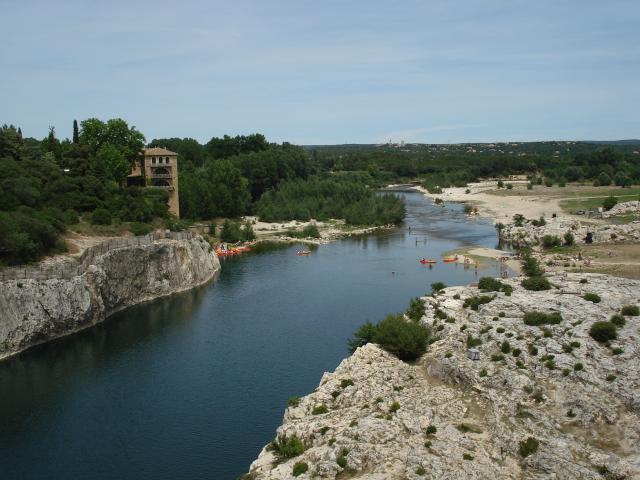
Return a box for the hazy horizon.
[2,0,639,144]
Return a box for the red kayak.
[420,258,437,264]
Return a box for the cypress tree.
[47,126,56,152]
[72,120,79,144]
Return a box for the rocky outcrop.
[0,236,220,360]
[500,217,640,246]
[603,201,640,219]
[247,273,640,479]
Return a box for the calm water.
[0,192,508,479]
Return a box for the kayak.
[443,257,458,263]
[297,251,311,256]
[419,258,437,264]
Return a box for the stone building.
[129,147,180,217]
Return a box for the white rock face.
[500,217,640,246]
[0,236,220,359]
[246,273,640,479]
[603,201,640,219]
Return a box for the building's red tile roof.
[144,147,178,156]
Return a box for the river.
[0,191,509,479]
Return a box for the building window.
[152,157,156,164]
[165,157,169,163]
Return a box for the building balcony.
[150,173,173,178]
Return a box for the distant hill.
[583,139,640,146]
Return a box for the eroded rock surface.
[0,236,220,359]
[248,273,640,479]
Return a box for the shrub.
[501,341,511,354]
[521,276,551,291]
[621,305,639,316]
[531,216,546,227]
[523,311,562,326]
[527,182,533,190]
[292,462,308,476]
[496,327,505,333]
[312,405,329,415]
[91,208,112,225]
[465,189,471,194]
[513,214,525,227]
[611,347,624,355]
[405,297,424,322]
[431,282,446,294]
[512,348,522,357]
[221,219,254,243]
[479,369,487,377]
[466,335,482,348]
[497,180,504,188]
[491,354,504,361]
[340,379,354,388]
[463,204,473,214]
[574,362,583,371]
[129,222,153,236]
[463,453,474,460]
[528,345,538,356]
[579,278,588,284]
[602,195,618,211]
[463,295,495,311]
[506,183,513,190]
[288,396,300,407]
[425,425,437,435]
[416,466,426,475]
[347,321,378,352]
[375,314,431,361]
[583,293,601,303]
[269,434,305,459]
[336,448,349,468]
[477,277,513,294]
[302,224,320,238]
[521,252,544,277]
[542,235,561,249]
[610,315,625,328]
[563,231,575,246]
[606,374,617,382]
[389,401,400,413]
[519,437,539,457]
[589,322,617,343]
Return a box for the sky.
[1,0,639,145]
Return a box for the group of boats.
[419,255,459,265]
[215,245,252,257]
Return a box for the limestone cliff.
[247,273,640,479]
[0,236,220,360]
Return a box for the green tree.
[72,120,79,144]
[602,195,617,211]
[95,144,130,185]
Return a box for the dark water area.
[0,192,509,479]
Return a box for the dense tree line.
[0,121,169,265]
[255,174,405,226]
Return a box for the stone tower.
[142,147,180,218]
